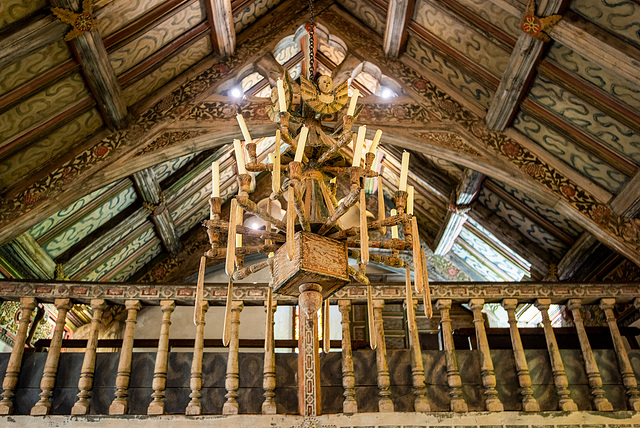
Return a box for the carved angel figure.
[521,0,562,42]
[267,71,294,122]
[300,74,348,115]
[52,0,96,41]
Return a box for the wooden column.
[147,300,175,415]
[406,298,430,412]
[601,298,640,410]
[468,299,503,411]
[223,301,244,415]
[436,299,468,412]
[31,299,72,415]
[535,299,578,411]
[338,300,357,414]
[567,299,613,411]
[262,299,277,414]
[72,299,106,415]
[502,299,540,411]
[298,283,322,417]
[108,300,141,415]
[0,297,37,415]
[373,299,394,412]
[186,301,209,415]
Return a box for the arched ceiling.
[0,0,638,286]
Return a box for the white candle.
[390,209,399,239]
[277,79,287,112]
[352,125,366,167]
[346,89,359,116]
[236,205,243,247]
[398,151,410,191]
[273,130,281,191]
[370,129,382,153]
[236,113,252,144]
[407,185,414,215]
[294,126,309,162]
[211,161,220,198]
[233,139,247,174]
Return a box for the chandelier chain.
[308,0,315,83]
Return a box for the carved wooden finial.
[521,0,562,42]
[51,0,96,42]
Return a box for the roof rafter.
[204,0,236,57]
[382,0,414,58]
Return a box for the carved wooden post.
[298,283,322,416]
[502,299,539,411]
[223,300,244,415]
[338,300,357,414]
[0,297,37,415]
[535,299,578,411]
[31,298,72,415]
[72,299,106,415]
[567,299,613,411]
[601,298,640,410]
[262,299,277,414]
[373,299,394,412]
[148,300,175,415]
[436,299,468,412]
[186,301,209,415]
[406,297,430,412]
[109,300,141,415]
[468,299,503,412]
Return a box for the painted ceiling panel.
[109,1,205,75]
[110,240,163,282]
[0,40,72,96]
[153,152,200,183]
[96,0,167,38]
[0,0,46,29]
[466,217,531,271]
[413,0,511,78]
[487,179,585,239]
[512,111,628,193]
[404,36,493,108]
[336,0,386,36]
[457,0,521,39]
[451,242,502,281]
[233,0,283,34]
[40,183,138,259]
[0,108,104,190]
[458,227,527,281]
[122,36,212,105]
[547,43,640,112]
[529,74,640,166]
[175,199,210,237]
[477,187,568,260]
[274,36,301,64]
[570,0,640,49]
[0,73,89,145]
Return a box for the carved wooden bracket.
[521,0,562,42]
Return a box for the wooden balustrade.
[1,281,640,417]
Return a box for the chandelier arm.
[348,249,405,268]
[292,180,311,232]
[236,196,286,231]
[235,226,285,242]
[347,266,369,284]
[317,186,360,235]
[206,244,280,259]
[232,258,273,281]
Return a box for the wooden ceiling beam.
[0,14,67,69]
[432,169,484,255]
[0,232,55,280]
[383,0,414,58]
[610,171,640,219]
[485,0,565,130]
[204,0,236,57]
[332,53,362,86]
[132,169,182,256]
[557,232,600,281]
[51,0,128,130]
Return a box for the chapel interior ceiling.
[0,0,638,287]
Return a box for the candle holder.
[238,174,252,195]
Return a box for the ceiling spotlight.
[380,87,393,99]
[230,86,243,99]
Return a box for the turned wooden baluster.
[223,301,244,414]
[0,297,37,415]
[338,300,357,414]
[186,301,209,415]
[468,299,503,412]
[405,287,430,411]
[72,299,106,415]
[31,298,72,415]
[436,299,468,412]
[148,300,175,415]
[567,299,613,411]
[502,299,540,411]
[109,300,142,415]
[373,299,394,412]
[262,299,277,414]
[601,298,640,410]
[535,299,578,411]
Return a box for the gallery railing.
[0,279,639,416]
